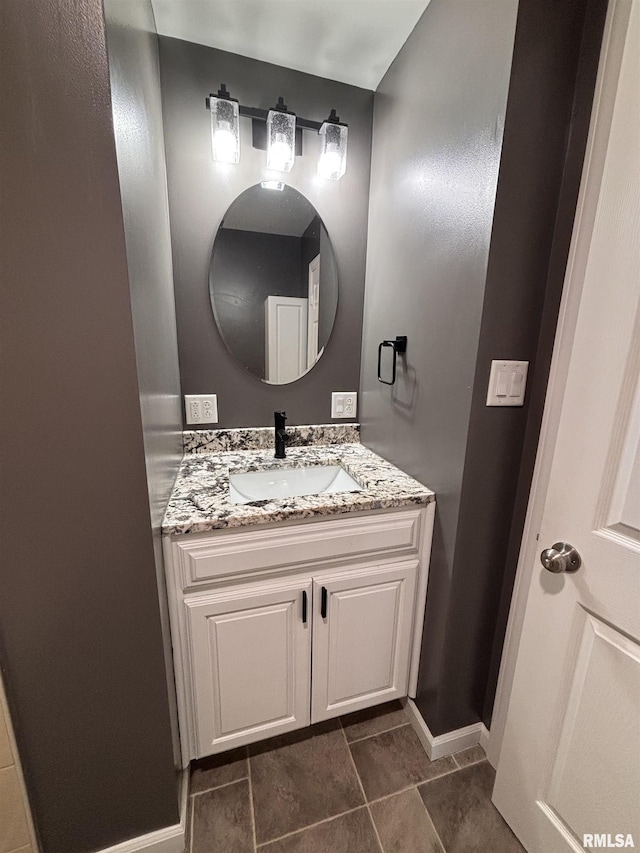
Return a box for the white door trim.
[486,0,633,769]
[307,252,320,369]
[265,294,308,383]
[93,769,188,853]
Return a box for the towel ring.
[377,336,407,385]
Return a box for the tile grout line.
[366,782,421,807]
[188,727,480,853]
[361,753,462,811]
[364,781,449,853]
[190,774,250,799]
[422,800,448,853]
[246,750,258,853]
[256,804,369,849]
[345,720,412,745]
[410,781,450,853]
[454,752,487,769]
[339,721,386,853]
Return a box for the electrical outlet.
[331,392,357,419]
[185,394,218,424]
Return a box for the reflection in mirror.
[209,184,338,384]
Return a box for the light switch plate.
[486,361,528,406]
[331,392,357,419]
[185,394,218,424]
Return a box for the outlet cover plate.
[331,392,357,419]
[185,394,219,424]
[486,361,528,406]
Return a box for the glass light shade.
[209,96,240,164]
[318,122,347,181]
[266,110,296,172]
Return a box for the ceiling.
[150,0,431,91]
[222,186,316,237]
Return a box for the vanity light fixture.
[207,84,240,164]
[261,181,285,191]
[205,85,348,180]
[266,98,296,173]
[318,110,348,181]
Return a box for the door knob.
[540,542,582,574]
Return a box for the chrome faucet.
[274,411,288,459]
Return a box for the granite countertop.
[162,425,435,536]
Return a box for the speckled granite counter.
[162,425,434,536]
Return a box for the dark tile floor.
[187,702,525,853]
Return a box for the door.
[186,578,312,755]
[265,294,308,383]
[494,1,640,850]
[307,253,320,369]
[311,561,418,723]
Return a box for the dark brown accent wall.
[0,1,179,850]
[158,40,374,428]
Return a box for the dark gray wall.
[159,39,373,428]
[0,0,179,850]
[427,0,608,735]
[105,0,183,548]
[361,0,606,736]
[301,218,321,297]
[359,0,518,730]
[103,0,184,764]
[481,0,608,728]
[212,229,304,376]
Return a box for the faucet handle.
[274,411,289,459]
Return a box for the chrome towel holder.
[377,336,407,385]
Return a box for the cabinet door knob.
[321,586,328,619]
[302,590,307,624]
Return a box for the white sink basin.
[229,465,363,504]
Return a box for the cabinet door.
[186,579,311,756]
[311,561,418,723]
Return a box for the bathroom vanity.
[162,426,434,766]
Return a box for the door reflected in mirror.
[209,184,338,384]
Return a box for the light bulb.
[268,134,292,171]
[318,146,342,180]
[213,122,237,164]
[267,110,296,173]
[318,121,347,180]
[209,96,240,164]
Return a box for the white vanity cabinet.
[164,504,434,764]
[185,578,312,756]
[311,560,418,724]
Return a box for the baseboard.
[403,698,490,762]
[94,769,189,853]
[479,721,492,764]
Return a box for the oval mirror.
[209,184,338,384]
